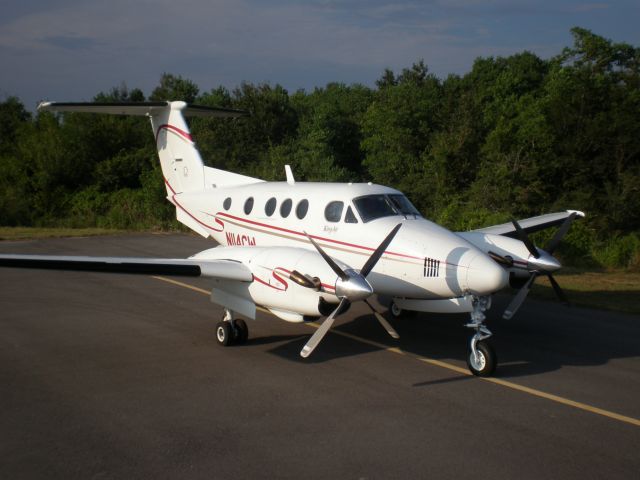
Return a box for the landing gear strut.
[215,309,249,346]
[465,296,497,377]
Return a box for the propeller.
[502,213,576,320]
[300,224,402,358]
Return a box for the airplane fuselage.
[173,181,509,304]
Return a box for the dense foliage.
[1,28,638,269]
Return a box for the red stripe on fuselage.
[156,124,193,144]
[215,211,425,262]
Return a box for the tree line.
[0,28,638,269]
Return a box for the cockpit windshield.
[353,194,421,223]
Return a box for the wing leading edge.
[0,254,253,281]
[470,210,585,237]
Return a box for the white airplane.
[0,101,584,376]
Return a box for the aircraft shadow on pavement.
[266,327,382,363]
[261,293,640,378]
[243,334,306,347]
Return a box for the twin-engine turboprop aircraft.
[0,101,584,376]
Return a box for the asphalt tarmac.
[1,233,639,479]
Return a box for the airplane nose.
[465,253,509,295]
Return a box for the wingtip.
[567,210,586,218]
[37,101,52,111]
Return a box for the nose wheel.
[466,338,496,377]
[215,309,249,346]
[465,296,497,377]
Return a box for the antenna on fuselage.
[285,165,295,185]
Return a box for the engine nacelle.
[194,245,344,322]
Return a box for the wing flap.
[0,254,252,282]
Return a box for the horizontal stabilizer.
[38,101,249,118]
[0,254,253,281]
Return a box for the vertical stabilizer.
[149,101,204,195]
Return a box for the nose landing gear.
[465,296,497,377]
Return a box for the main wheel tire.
[216,321,234,346]
[233,319,249,344]
[466,341,497,377]
[390,301,403,318]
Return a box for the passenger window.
[265,197,276,216]
[345,206,358,224]
[324,201,344,222]
[223,197,232,210]
[280,198,292,218]
[296,199,309,219]
[244,197,254,215]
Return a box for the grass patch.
[0,227,128,241]
[532,270,640,315]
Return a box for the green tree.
[361,61,442,212]
[150,73,199,103]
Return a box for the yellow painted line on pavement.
[152,276,210,295]
[152,275,640,428]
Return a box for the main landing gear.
[465,296,497,377]
[215,309,249,346]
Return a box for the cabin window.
[345,206,358,224]
[265,197,277,216]
[244,197,254,215]
[223,197,232,210]
[324,201,344,222]
[280,198,292,218]
[296,199,309,219]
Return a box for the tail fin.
[38,101,259,196]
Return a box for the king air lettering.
[226,232,257,246]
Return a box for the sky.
[1,0,638,110]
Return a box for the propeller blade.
[360,223,403,278]
[511,219,540,259]
[546,212,577,255]
[300,298,349,358]
[546,273,569,305]
[364,299,400,339]
[503,273,538,320]
[304,232,348,281]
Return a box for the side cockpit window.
[353,195,395,223]
[353,194,420,223]
[345,206,358,223]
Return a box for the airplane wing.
[0,254,253,281]
[470,210,585,237]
